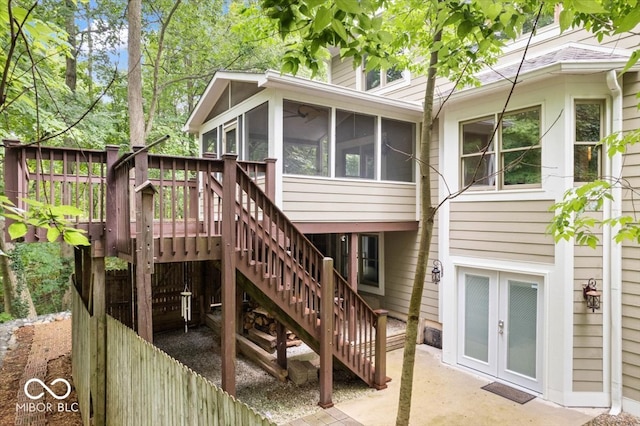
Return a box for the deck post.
[105,145,120,257]
[348,233,358,291]
[221,154,238,396]
[264,158,277,201]
[3,140,25,241]
[319,257,334,408]
[90,241,106,426]
[373,309,388,390]
[134,147,154,342]
[276,321,287,369]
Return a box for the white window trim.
[459,105,543,191]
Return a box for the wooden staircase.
[212,160,388,389]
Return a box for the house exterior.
[184,21,640,415]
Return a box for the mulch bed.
[0,322,81,426]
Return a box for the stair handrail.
[229,159,386,388]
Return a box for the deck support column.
[264,158,277,201]
[348,233,358,290]
[373,309,388,390]
[90,241,106,426]
[319,257,334,408]
[134,147,154,342]
[221,154,238,396]
[105,145,120,257]
[276,321,287,369]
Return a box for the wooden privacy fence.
[72,285,92,426]
[72,285,274,425]
[105,315,275,426]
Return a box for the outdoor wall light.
[432,260,443,284]
[582,278,601,313]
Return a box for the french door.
[457,268,543,392]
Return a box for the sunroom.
[184,70,423,222]
[183,70,423,295]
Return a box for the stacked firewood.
[243,304,302,353]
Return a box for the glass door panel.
[506,280,538,378]
[464,274,490,362]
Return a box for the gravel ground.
[584,413,640,425]
[155,317,407,425]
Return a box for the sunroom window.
[245,102,269,161]
[336,110,376,179]
[574,100,603,182]
[382,118,415,182]
[461,106,541,189]
[283,100,330,176]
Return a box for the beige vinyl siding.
[572,215,604,392]
[282,177,416,223]
[379,75,429,103]
[449,200,555,263]
[330,56,357,89]
[383,120,440,321]
[621,72,640,402]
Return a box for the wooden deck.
[3,140,387,412]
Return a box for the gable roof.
[444,43,633,102]
[183,70,423,133]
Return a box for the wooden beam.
[105,145,119,257]
[221,154,237,396]
[134,148,154,342]
[319,257,334,408]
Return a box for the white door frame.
[457,267,544,393]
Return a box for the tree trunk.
[0,219,37,319]
[395,29,442,426]
[128,0,145,147]
[64,0,77,92]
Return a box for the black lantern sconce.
[432,260,443,284]
[582,278,601,313]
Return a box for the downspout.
[606,69,623,415]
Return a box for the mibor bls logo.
[16,378,79,413]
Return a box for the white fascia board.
[260,70,423,117]
[442,60,633,105]
[183,71,264,133]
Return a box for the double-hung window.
[574,100,603,182]
[461,106,542,189]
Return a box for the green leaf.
[47,226,61,242]
[377,30,393,44]
[335,0,361,14]
[8,222,28,239]
[313,6,332,32]
[614,7,640,34]
[573,0,608,14]
[457,20,473,39]
[331,19,349,42]
[622,50,640,74]
[63,230,90,246]
[50,204,84,217]
[559,9,575,31]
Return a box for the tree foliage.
[549,1,640,246]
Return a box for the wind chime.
[181,281,192,333]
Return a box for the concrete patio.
[289,344,604,426]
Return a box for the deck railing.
[4,141,108,241]
[3,142,274,261]
[230,159,387,388]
